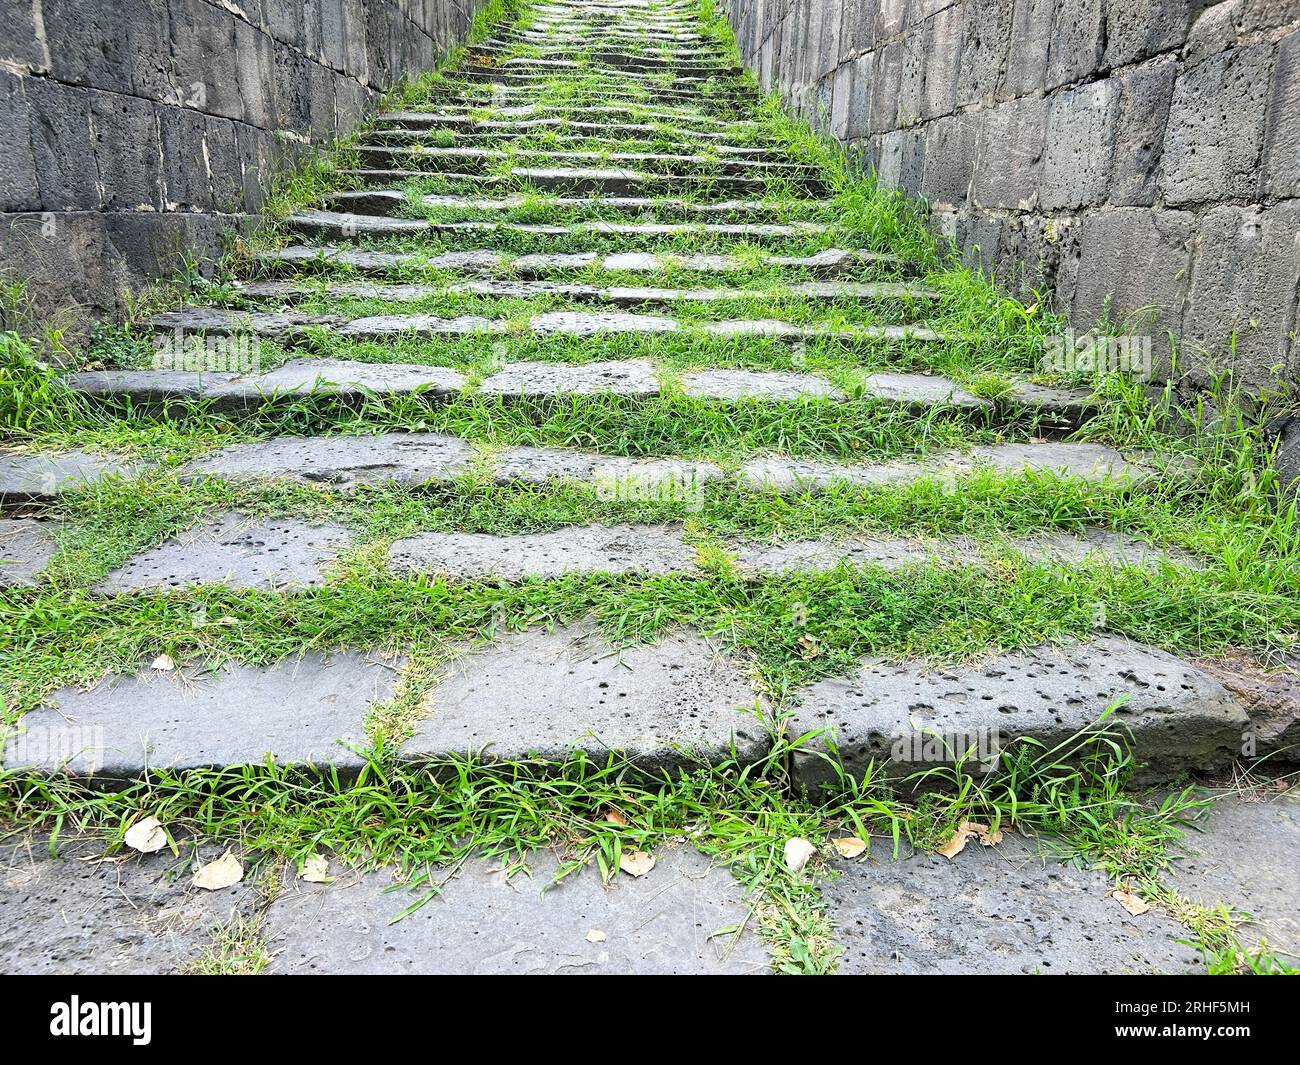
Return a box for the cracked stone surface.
[787,636,1250,793]
[263,847,770,975]
[0,837,258,975]
[389,523,698,579]
[478,359,660,398]
[0,448,140,502]
[740,442,1151,493]
[402,622,768,767]
[824,833,1205,975]
[184,433,477,488]
[1,651,400,778]
[93,512,351,593]
[0,519,58,586]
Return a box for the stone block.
[0,75,39,213]
[919,3,961,120]
[0,447,141,502]
[1182,201,1300,390]
[25,77,100,211]
[40,0,136,94]
[0,1,49,74]
[1160,43,1273,207]
[403,623,769,769]
[1262,28,1300,201]
[90,90,164,212]
[158,103,213,212]
[1103,0,1194,68]
[1004,0,1053,97]
[166,0,243,122]
[921,111,977,208]
[1046,0,1106,88]
[1110,58,1178,207]
[1040,79,1119,210]
[956,0,1013,107]
[869,40,904,134]
[972,96,1047,210]
[0,519,58,586]
[845,51,874,139]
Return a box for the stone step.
[373,127,779,155]
[255,244,899,279]
[324,188,819,221]
[397,103,757,127]
[340,165,783,195]
[143,307,953,350]
[352,144,814,179]
[441,89,752,113]
[373,113,761,143]
[179,434,1160,498]
[787,637,1250,793]
[473,41,726,68]
[233,279,933,307]
[287,207,829,242]
[0,448,141,503]
[458,61,740,84]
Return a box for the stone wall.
[0,0,485,336]
[719,0,1300,391]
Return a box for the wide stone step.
[145,307,949,344]
[179,434,1162,497]
[787,637,1250,793]
[233,279,933,307]
[254,244,900,279]
[341,165,780,196]
[324,188,819,221]
[373,127,779,156]
[287,207,829,241]
[410,102,756,126]
[353,145,814,179]
[442,89,752,113]
[473,42,726,69]
[0,518,58,586]
[374,113,756,142]
[458,62,740,85]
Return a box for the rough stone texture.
[185,433,476,488]
[93,512,351,593]
[493,447,723,492]
[0,447,140,502]
[787,637,1250,793]
[717,0,1300,392]
[390,524,699,579]
[680,369,846,401]
[825,832,1205,974]
[740,441,1151,493]
[0,518,58,586]
[1167,791,1300,956]
[1196,651,1300,763]
[2,651,400,778]
[478,359,660,398]
[403,623,769,767]
[263,847,771,974]
[0,837,259,975]
[0,1,489,340]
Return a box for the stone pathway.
[3,790,1295,974]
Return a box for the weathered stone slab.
[0,518,58,586]
[184,433,476,488]
[680,369,846,402]
[93,513,351,593]
[858,372,986,409]
[263,847,768,974]
[493,447,722,495]
[477,359,659,398]
[0,837,259,975]
[390,524,697,579]
[2,651,400,778]
[787,637,1249,793]
[0,448,140,502]
[740,442,1152,494]
[1167,793,1300,957]
[403,623,768,767]
[825,833,1203,974]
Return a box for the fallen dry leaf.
[124,815,167,854]
[784,837,817,873]
[619,848,655,878]
[300,855,331,883]
[797,633,820,660]
[586,929,607,943]
[1111,885,1151,916]
[602,808,627,826]
[193,849,244,891]
[150,654,175,672]
[939,821,1003,859]
[831,836,867,859]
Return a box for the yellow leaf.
[300,854,331,883]
[1110,885,1151,916]
[124,815,167,854]
[193,849,244,891]
[619,848,655,877]
[150,654,175,672]
[832,836,867,859]
[939,821,1003,859]
[602,808,627,826]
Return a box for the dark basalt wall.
[718,0,1300,392]
[0,0,485,337]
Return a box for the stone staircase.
[0,0,1263,787]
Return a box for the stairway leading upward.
[0,0,1266,788]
